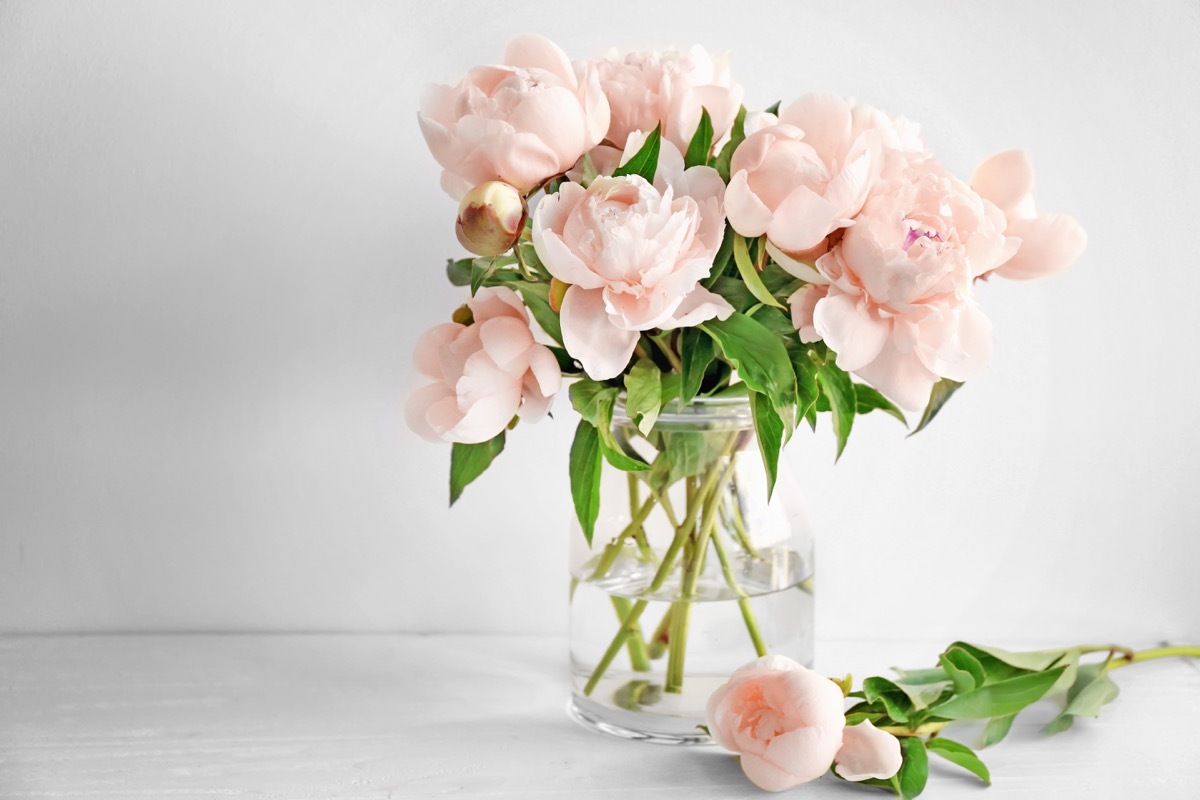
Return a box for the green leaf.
[659,371,682,410]
[661,430,708,483]
[897,736,929,799]
[548,346,581,374]
[939,647,986,694]
[625,358,663,436]
[446,257,473,286]
[1044,662,1120,735]
[514,282,563,345]
[854,384,907,427]
[701,312,797,413]
[982,714,1017,747]
[816,361,855,460]
[569,380,650,472]
[749,390,784,499]
[930,666,1067,720]
[891,679,953,712]
[612,125,661,183]
[679,327,716,405]
[733,233,786,309]
[449,432,506,505]
[909,378,963,437]
[708,275,756,312]
[684,107,714,169]
[704,224,737,288]
[469,257,498,295]
[713,105,747,183]
[764,100,781,115]
[926,738,991,785]
[568,421,602,545]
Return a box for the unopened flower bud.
[549,278,570,313]
[455,181,527,257]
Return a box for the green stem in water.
[710,525,767,657]
[610,595,651,672]
[590,494,657,581]
[647,605,674,660]
[583,600,648,696]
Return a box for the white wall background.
[1,0,1197,643]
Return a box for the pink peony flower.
[971,150,1087,280]
[418,35,610,200]
[834,720,903,781]
[706,655,847,792]
[406,287,560,444]
[593,46,743,154]
[791,160,1017,411]
[725,93,883,259]
[532,137,733,380]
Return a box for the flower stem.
[583,599,649,696]
[1107,645,1200,670]
[590,494,657,581]
[610,595,651,672]
[710,526,767,657]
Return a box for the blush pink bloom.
[706,655,846,792]
[593,46,743,154]
[419,35,610,200]
[791,161,1018,411]
[971,150,1087,280]
[406,287,560,444]
[725,93,883,259]
[532,137,733,380]
[834,721,903,781]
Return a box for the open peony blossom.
[726,93,883,259]
[532,136,733,380]
[790,159,1017,411]
[971,150,1087,281]
[592,45,743,153]
[706,655,847,792]
[406,287,560,444]
[834,720,903,781]
[419,34,610,200]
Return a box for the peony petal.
[469,286,529,324]
[559,286,639,380]
[413,323,465,379]
[658,285,734,329]
[510,86,589,168]
[405,383,455,441]
[992,213,1087,281]
[526,344,562,399]
[835,721,903,781]
[740,752,807,793]
[852,338,940,412]
[444,389,521,444]
[812,291,889,373]
[767,186,840,253]
[762,725,844,787]
[789,283,827,343]
[768,241,830,285]
[503,34,577,88]
[971,149,1035,214]
[725,169,773,238]
[532,228,606,290]
[779,92,852,166]
[478,317,535,375]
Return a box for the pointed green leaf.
[939,647,986,694]
[679,327,716,405]
[733,233,786,309]
[625,358,662,436]
[930,666,1067,720]
[854,384,907,426]
[569,380,650,472]
[749,390,784,499]
[909,378,963,436]
[764,100,781,115]
[684,107,714,169]
[446,257,473,286]
[449,432,506,505]
[982,714,1017,747]
[926,738,991,785]
[612,125,661,183]
[569,421,602,545]
[956,642,1069,673]
[897,736,928,799]
[713,105,747,182]
[703,224,736,288]
[701,312,797,413]
[816,362,855,459]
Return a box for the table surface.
[1,634,1197,799]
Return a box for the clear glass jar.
[568,395,814,744]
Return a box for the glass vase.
[568,395,814,744]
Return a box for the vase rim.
[613,390,753,425]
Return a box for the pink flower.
[706,655,847,792]
[971,150,1087,280]
[406,287,560,444]
[532,138,733,380]
[725,93,883,258]
[791,161,1016,411]
[593,46,743,153]
[834,721,903,781]
[418,35,610,200]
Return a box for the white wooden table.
[1,635,1197,798]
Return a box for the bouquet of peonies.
[407,33,1086,519]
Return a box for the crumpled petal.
[834,721,903,782]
